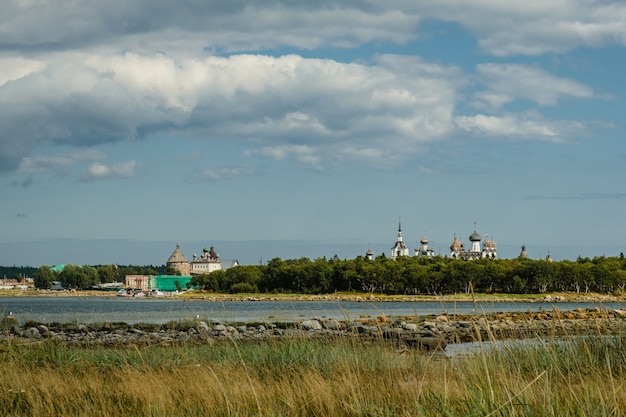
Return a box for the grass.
[1,330,626,416]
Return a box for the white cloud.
[1,1,624,58]
[248,145,321,168]
[18,149,106,175]
[1,52,466,172]
[415,0,626,55]
[0,1,617,175]
[0,57,45,87]
[472,63,596,109]
[455,112,584,142]
[192,166,255,182]
[85,160,136,180]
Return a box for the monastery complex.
[380,222,500,261]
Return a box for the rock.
[438,324,456,334]
[24,327,41,338]
[436,315,449,322]
[197,321,210,331]
[405,337,447,351]
[403,323,418,332]
[377,315,390,323]
[213,324,226,332]
[301,319,322,331]
[382,327,403,341]
[325,320,346,330]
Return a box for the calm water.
[1,297,624,325]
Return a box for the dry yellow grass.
[1,333,625,416]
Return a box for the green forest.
[14,253,626,295]
[190,254,626,295]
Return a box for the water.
[1,297,623,325]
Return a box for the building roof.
[450,235,462,251]
[167,242,188,264]
[469,230,481,241]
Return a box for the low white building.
[166,243,238,275]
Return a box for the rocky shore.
[3,307,626,350]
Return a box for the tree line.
[191,254,626,295]
[31,265,172,290]
[27,254,626,294]
[0,266,37,280]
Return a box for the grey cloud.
[0,1,616,176]
[0,50,590,175]
[0,1,419,53]
[2,1,624,57]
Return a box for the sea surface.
[1,296,624,325]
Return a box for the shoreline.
[3,306,626,350]
[3,289,626,303]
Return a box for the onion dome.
[469,229,481,242]
[167,242,188,264]
[450,235,462,251]
[420,236,429,245]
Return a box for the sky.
[1,0,625,267]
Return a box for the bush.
[229,282,258,294]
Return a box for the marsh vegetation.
[1,328,625,416]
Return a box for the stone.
[405,337,447,351]
[382,327,403,341]
[197,321,210,331]
[326,320,346,330]
[24,327,40,338]
[377,315,390,323]
[301,319,322,331]
[403,323,418,332]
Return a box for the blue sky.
[1,1,625,267]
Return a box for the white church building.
[387,222,497,260]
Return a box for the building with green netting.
[125,274,193,292]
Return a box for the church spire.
[390,219,409,259]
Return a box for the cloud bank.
[0,0,620,179]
